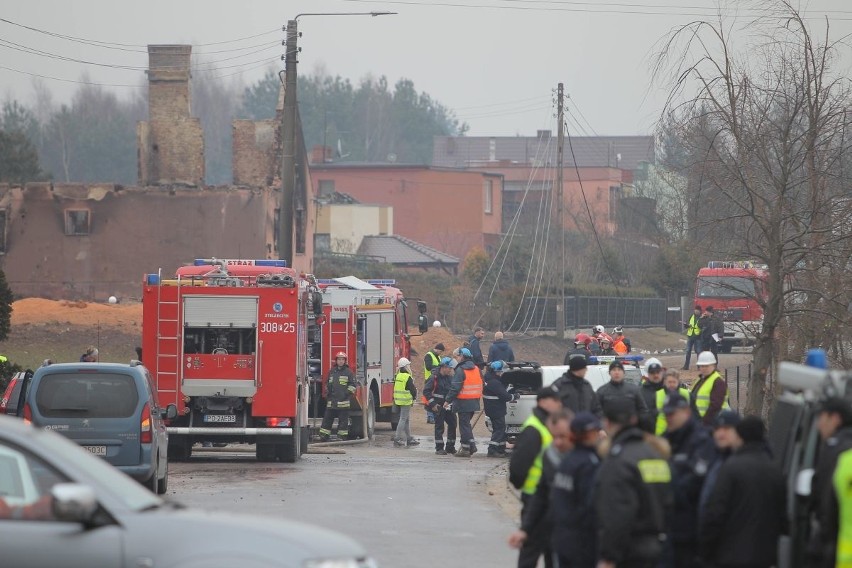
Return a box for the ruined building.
[0,45,314,301]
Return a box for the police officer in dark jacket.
[698,410,741,519]
[508,409,575,566]
[549,357,602,418]
[661,393,717,568]
[811,397,852,566]
[550,412,602,568]
[483,360,517,457]
[423,357,459,455]
[699,416,785,568]
[596,361,648,419]
[638,358,665,433]
[595,398,673,568]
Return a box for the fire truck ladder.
[155,268,181,407]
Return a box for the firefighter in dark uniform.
[423,343,446,424]
[483,360,517,457]
[424,356,458,455]
[319,351,357,441]
[595,398,673,568]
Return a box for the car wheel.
[278,422,300,463]
[255,443,276,462]
[157,459,169,494]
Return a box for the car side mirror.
[796,468,815,497]
[51,483,98,524]
[164,404,178,420]
[418,315,429,334]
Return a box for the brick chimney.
[137,45,205,186]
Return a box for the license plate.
[506,426,522,434]
[84,445,107,456]
[203,414,236,423]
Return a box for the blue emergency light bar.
[366,279,396,286]
[192,259,287,267]
[587,355,645,365]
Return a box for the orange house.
[310,164,503,260]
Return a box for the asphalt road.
[169,426,519,567]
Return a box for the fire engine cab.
[142,258,320,462]
[309,277,428,438]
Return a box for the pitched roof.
[432,135,655,171]
[357,235,459,266]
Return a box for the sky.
[2,0,851,138]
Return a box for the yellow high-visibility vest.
[393,371,413,406]
[521,413,553,495]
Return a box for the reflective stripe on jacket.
[424,351,440,380]
[457,366,483,400]
[834,449,852,566]
[655,387,691,435]
[393,371,414,406]
[687,314,701,337]
[521,413,553,495]
[691,371,730,417]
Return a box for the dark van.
[24,362,176,494]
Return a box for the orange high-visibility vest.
[613,338,628,355]
[457,367,484,399]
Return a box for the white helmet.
[645,357,663,372]
[696,351,717,366]
[433,320,442,327]
[398,357,411,367]
[594,325,605,335]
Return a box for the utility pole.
[278,19,298,266]
[555,83,565,338]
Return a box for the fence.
[513,296,667,331]
[721,363,751,413]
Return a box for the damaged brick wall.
[137,45,205,186]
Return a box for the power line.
[452,94,550,111]
[0,17,280,51]
[0,64,145,88]
[333,0,852,19]
[565,120,621,291]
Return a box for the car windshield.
[35,373,138,418]
[696,276,756,299]
[29,426,161,511]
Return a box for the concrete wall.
[0,183,278,301]
[316,203,393,253]
[310,167,502,260]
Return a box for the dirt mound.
[12,298,142,334]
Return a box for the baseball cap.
[569,357,588,371]
[571,411,602,434]
[714,410,741,428]
[537,387,561,402]
[609,361,624,371]
[662,393,690,414]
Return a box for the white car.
[502,357,645,439]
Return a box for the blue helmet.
[440,356,454,367]
[459,347,472,358]
[490,360,505,372]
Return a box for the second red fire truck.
[142,259,426,462]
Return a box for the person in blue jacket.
[488,331,515,363]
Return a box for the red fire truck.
[142,259,321,463]
[694,260,768,352]
[308,277,428,438]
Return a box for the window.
[35,374,139,419]
[484,180,493,214]
[64,209,90,236]
[314,233,331,251]
[318,180,335,197]
[0,442,67,522]
[696,276,757,299]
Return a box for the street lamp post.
[277,11,395,266]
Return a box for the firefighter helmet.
[612,326,624,335]
[593,325,606,335]
[459,347,472,358]
[398,357,411,368]
[600,336,612,345]
[490,360,505,372]
[335,351,347,359]
[574,332,590,346]
[696,351,717,366]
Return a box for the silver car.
[0,414,376,568]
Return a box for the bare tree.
[654,1,852,414]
